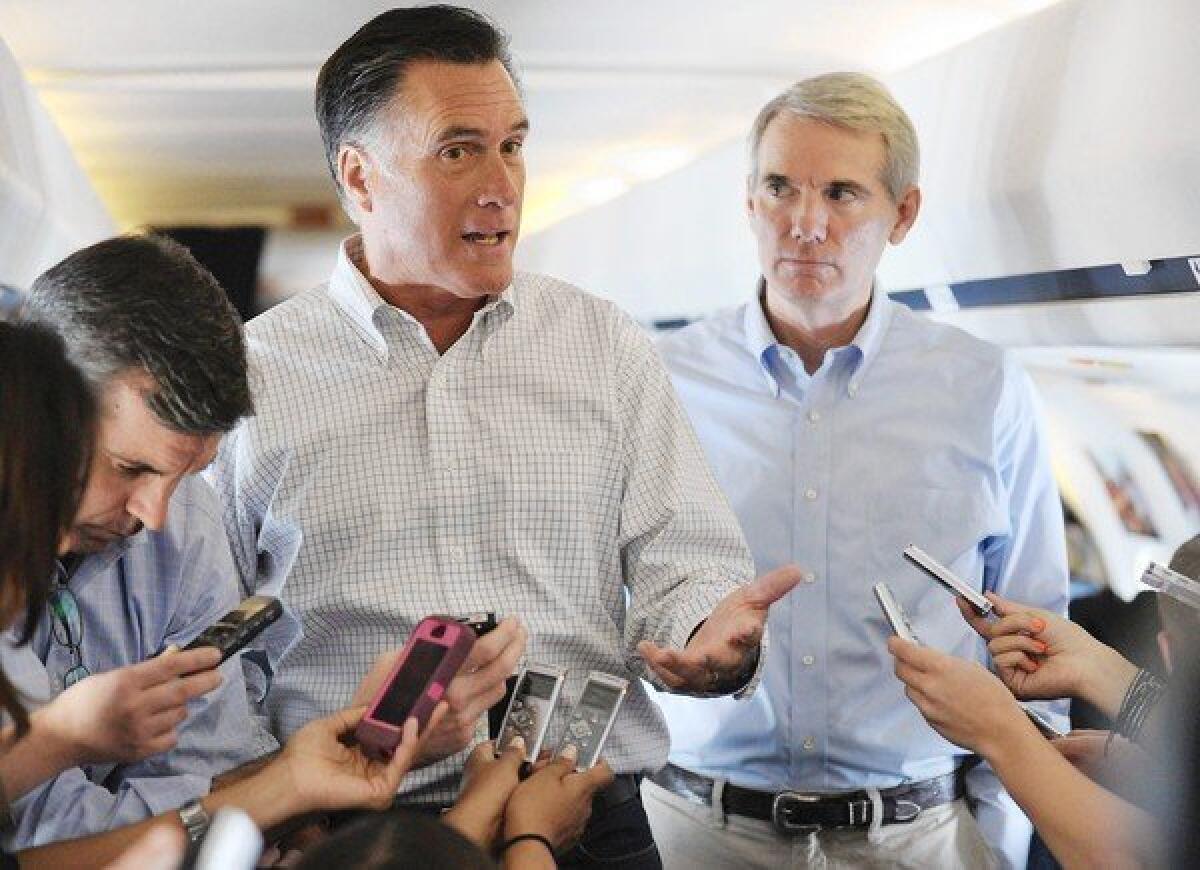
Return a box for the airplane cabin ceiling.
[0,0,1062,229]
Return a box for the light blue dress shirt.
[3,475,275,851]
[652,291,1069,868]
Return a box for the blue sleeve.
[7,481,277,851]
[971,356,1070,868]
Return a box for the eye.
[764,177,788,197]
[828,183,861,202]
[501,138,524,156]
[440,145,469,161]
[115,463,142,479]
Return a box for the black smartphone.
[183,596,283,663]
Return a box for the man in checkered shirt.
[210,7,801,865]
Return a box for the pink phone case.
[355,616,476,761]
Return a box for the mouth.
[462,231,512,247]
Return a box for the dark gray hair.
[749,71,919,202]
[315,4,518,198]
[25,234,252,434]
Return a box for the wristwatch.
[178,798,211,844]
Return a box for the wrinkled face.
[345,59,528,299]
[63,373,219,554]
[748,113,919,313]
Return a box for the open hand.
[638,565,802,693]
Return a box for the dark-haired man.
[7,236,430,865]
[211,6,801,864]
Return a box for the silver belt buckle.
[771,791,822,835]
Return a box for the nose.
[476,150,521,209]
[126,478,172,532]
[790,189,828,244]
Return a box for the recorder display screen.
[375,640,448,724]
[521,671,559,701]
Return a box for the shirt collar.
[327,235,517,359]
[327,235,391,358]
[740,279,896,395]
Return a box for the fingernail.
[510,735,525,751]
[561,743,579,762]
[1035,641,1048,653]
[1032,618,1046,632]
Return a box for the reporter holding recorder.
[884,535,1200,867]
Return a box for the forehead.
[98,375,219,472]
[388,59,525,137]
[756,113,887,184]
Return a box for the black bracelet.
[501,832,555,856]
[1113,668,1166,744]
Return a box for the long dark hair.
[0,320,95,734]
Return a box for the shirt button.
[807,409,820,423]
[449,546,465,562]
[847,382,859,398]
[802,655,815,666]
[804,488,818,501]
[443,459,456,472]
[803,571,816,584]
[802,737,816,751]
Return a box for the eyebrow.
[433,118,530,145]
[105,450,166,476]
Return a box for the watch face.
[180,800,211,842]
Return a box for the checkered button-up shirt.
[210,237,756,804]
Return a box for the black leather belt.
[649,763,964,835]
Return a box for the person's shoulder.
[656,304,752,378]
[511,271,643,348]
[888,299,1007,371]
[245,285,333,340]
[155,475,224,542]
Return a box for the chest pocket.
[869,486,1005,581]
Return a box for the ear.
[888,185,921,245]
[338,144,374,216]
[1157,629,1174,674]
[745,173,757,221]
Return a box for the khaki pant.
[643,778,998,869]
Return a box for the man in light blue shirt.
[646,72,1068,868]
[6,234,271,852]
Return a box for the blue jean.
[559,791,662,869]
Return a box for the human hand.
[503,748,614,852]
[888,636,1033,757]
[638,566,802,693]
[280,703,444,814]
[353,618,527,766]
[960,593,1137,716]
[443,738,525,849]
[39,646,223,766]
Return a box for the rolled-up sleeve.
[609,312,758,693]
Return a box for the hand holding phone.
[355,616,476,760]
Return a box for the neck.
[354,242,485,354]
[763,283,871,375]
